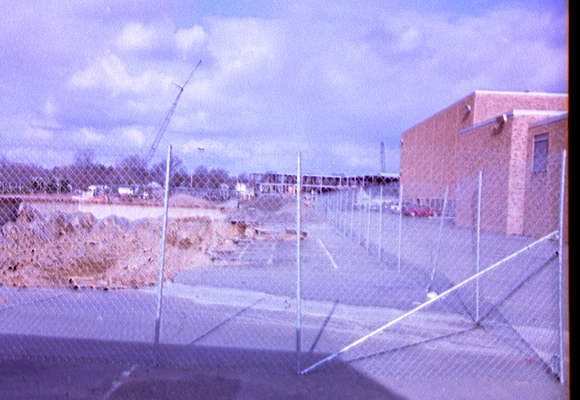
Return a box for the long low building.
[400,90,568,240]
[249,172,399,194]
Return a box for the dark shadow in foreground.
[0,333,407,400]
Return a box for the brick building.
[400,90,568,239]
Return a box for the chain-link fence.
[0,142,304,375]
[0,143,568,388]
[299,150,567,387]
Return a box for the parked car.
[388,203,401,214]
[360,197,398,211]
[402,204,436,217]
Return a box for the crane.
[144,59,202,163]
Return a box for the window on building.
[533,133,549,173]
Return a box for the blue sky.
[0,1,568,175]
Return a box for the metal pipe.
[334,191,338,227]
[397,185,403,272]
[428,185,449,287]
[300,230,558,375]
[350,189,355,238]
[378,186,384,260]
[338,192,341,228]
[342,190,346,233]
[340,190,348,236]
[296,152,303,373]
[154,145,172,362]
[339,189,344,232]
[359,189,364,245]
[366,191,371,251]
[558,150,567,384]
[475,171,482,323]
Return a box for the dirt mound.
[0,205,252,290]
[229,195,322,225]
[168,194,214,209]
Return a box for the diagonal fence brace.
[300,230,558,375]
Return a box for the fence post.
[324,191,327,220]
[378,186,383,260]
[334,191,338,227]
[428,186,449,288]
[558,150,566,384]
[336,190,340,230]
[339,189,344,232]
[397,184,403,272]
[475,171,482,324]
[366,192,371,251]
[359,189,364,245]
[296,152,303,373]
[154,145,172,364]
[342,190,346,233]
[350,189,355,238]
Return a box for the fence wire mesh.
[0,145,166,365]
[300,150,567,385]
[154,147,302,371]
[0,142,568,391]
[0,144,301,374]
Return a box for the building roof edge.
[474,90,568,97]
[529,113,568,129]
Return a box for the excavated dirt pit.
[0,204,302,290]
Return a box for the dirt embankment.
[227,195,322,225]
[0,205,263,290]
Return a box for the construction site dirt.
[0,194,310,291]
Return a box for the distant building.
[400,90,568,240]
[249,173,399,195]
[86,185,109,197]
[117,186,136,197]
[235,182,255,200]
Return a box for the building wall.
[400,90,568,238]
[400,93,475,204]
[524,117,568,241]
[473,91,568,122]
[454,114,565,235]
[400,92,567,208]
[455,119,514,233]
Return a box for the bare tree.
[117,155,150,185]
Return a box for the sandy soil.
[0,204,278,290]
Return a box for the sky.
[0,0,568,176]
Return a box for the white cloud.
[175,25,207,54]
[23,126,53,141]
[1,1,566,174]
[78,127,104,144]
[121,126,146,147]
[116,22,158,51]
[69,54,173,96]
[206,17,283,77]
[396,26,422,52]
[43,98,57,118]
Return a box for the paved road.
[0,216,568,399]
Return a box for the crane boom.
[145,59,202,163]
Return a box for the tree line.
[0,150,252,194]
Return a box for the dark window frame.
[532,133,549,174]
